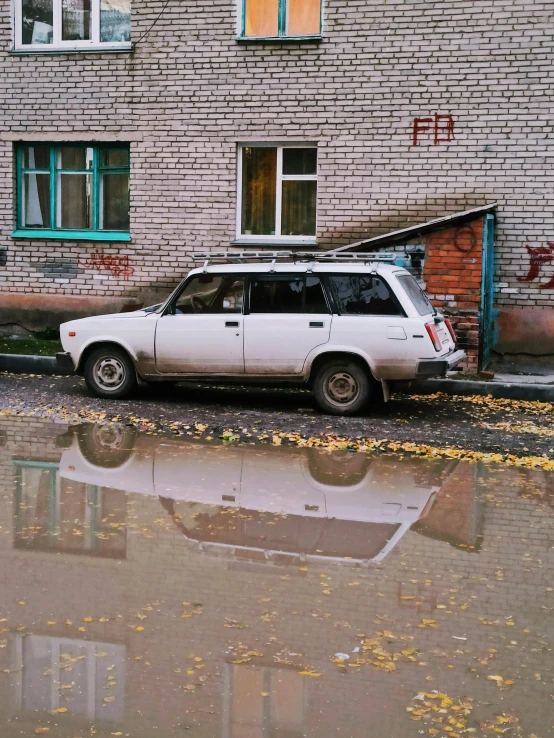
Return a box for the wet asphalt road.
[0,372,553,457]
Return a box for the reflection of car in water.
[60,424,455,564]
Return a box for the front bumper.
[56,352,76,373]
[416,349,466,378]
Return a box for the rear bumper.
[56,352,76,373]
[416,349,466,378]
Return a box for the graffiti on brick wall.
[453,225,476,253]
[82,250,134,279]
[518,244,554,289]
[412,114,455,146]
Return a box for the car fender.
[73,334,144,372]
[304,344,380,380]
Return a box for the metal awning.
[330,203,497,253]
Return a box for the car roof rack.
[194,250,397,273]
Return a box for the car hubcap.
[93,357,126,391]
[92,423,125,449]
[325,371,359,405]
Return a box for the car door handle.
[225,321,240,327]
[309,321,324,328]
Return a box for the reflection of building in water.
[14,460,127,558]
[9,635,125,721]
[224,664,305,738]
[0,416,552,738]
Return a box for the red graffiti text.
[412,114,455,146]
[518,244,554,289]
[83,250,134,280]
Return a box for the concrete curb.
[1,354,554,402]
[409,378,554,402]
[0,353,73,376]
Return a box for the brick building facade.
[1,1,554,364]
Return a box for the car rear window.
[328,275,402,316]
[396,273,434,316]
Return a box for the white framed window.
[13,0,131,52]
[237,143,317,244]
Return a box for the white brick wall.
[0,0,554,308]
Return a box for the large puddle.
[0,416,552,737]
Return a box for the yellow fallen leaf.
[135,626,144,632]
[56,708,67,713]
[298,670,321,677]
[34,729,49,734]
[83,617,93,622]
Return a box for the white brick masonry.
[0,0,553,314]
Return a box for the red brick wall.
[423,216,485,372]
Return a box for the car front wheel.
[312,359,374,416]
[84,346,137,399]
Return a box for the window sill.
[11,230,131,242]
[236,35,322,45]
[231,239,318,248]
[10,44,133,56]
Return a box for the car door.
[327,273,411,374]
[153,441,243,505]
[155,273,245,374]
[243,274,331,374]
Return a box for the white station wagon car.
[59,426,447,564]
[57,251,465,415]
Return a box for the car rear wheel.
[313,359,374,416]
[84,346,137,399]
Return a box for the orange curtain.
[287,0,320,36]
[245,0,279,37]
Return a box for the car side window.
[173,275,244,314]
[249,276,329,314]
[329,275,402,316]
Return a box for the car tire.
[77,423,137,468]
[84,346,137,399]
[312,359,374,416]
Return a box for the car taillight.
[445,318,457,343]
[425,322,442,352]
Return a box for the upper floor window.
[238,144,317,243]
[13,143,131,241]
[241,0,321,39]
[14,0,131,51]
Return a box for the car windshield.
[396,273,435,316]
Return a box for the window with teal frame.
[13,459,127,558]
[13,143,131,241]
[241,0,322,40]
